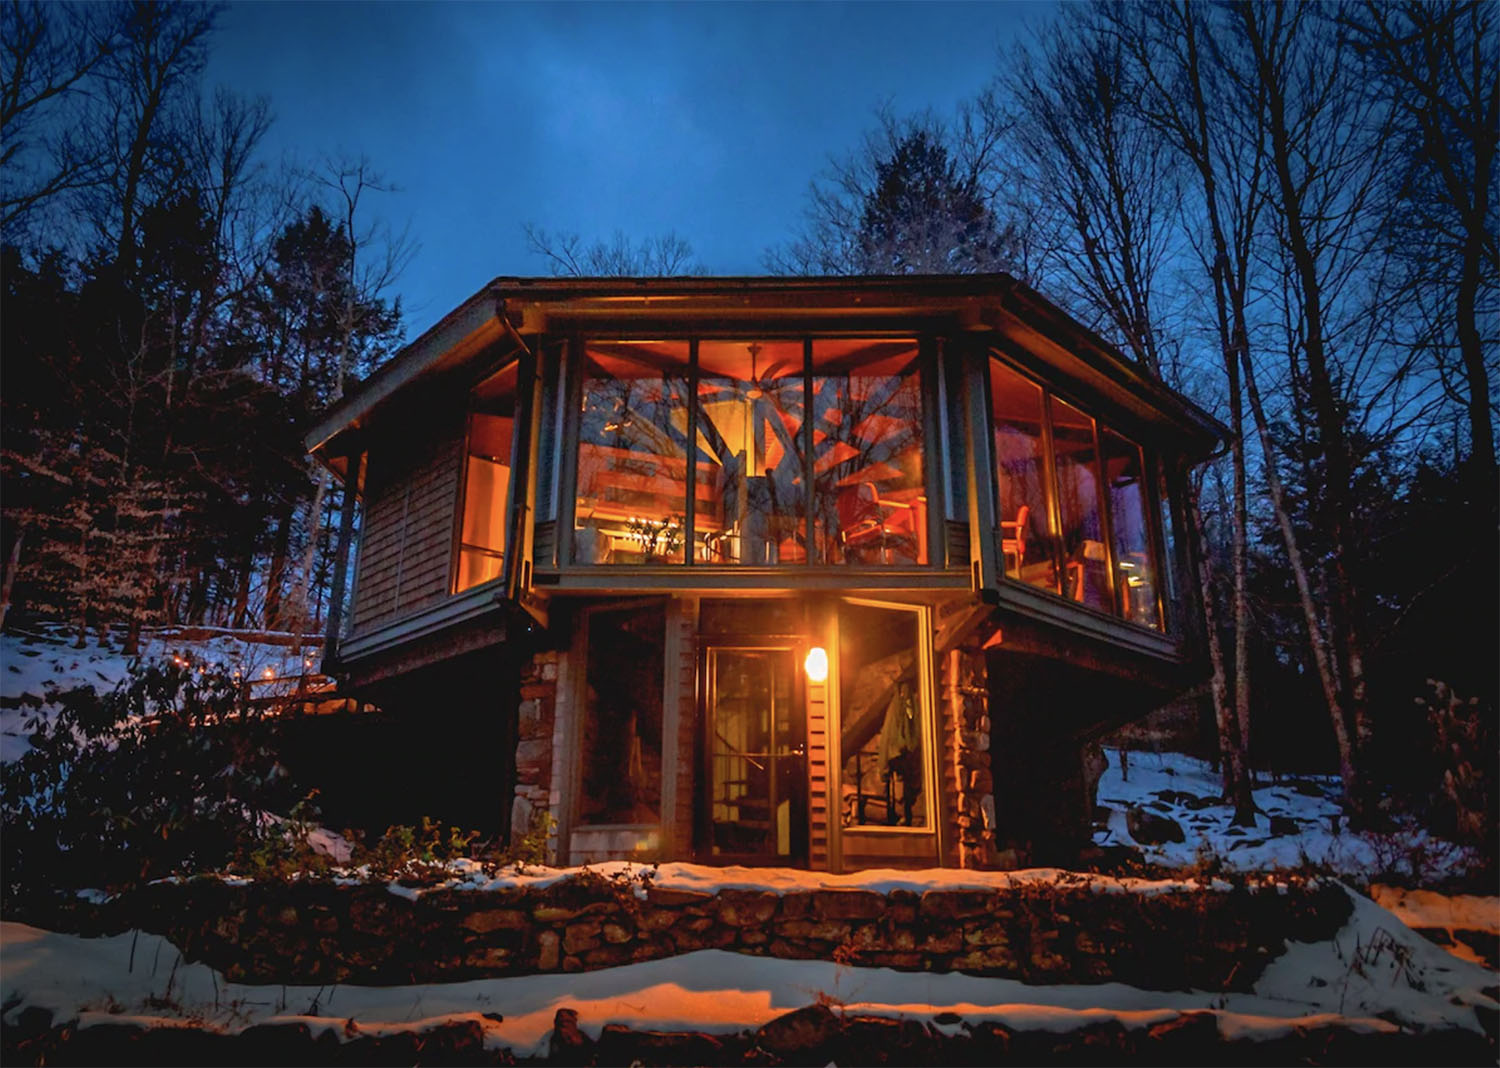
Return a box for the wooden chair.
[1000,504,1030,576]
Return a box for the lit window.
[839,600,930,829]
[573,342,691,564]
[811,340,926,566]
[455,365,517,592]
[990,359,1055,591]
[1050,396,1110,612]
[1103,430,1162,629]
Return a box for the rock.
[595,1023,725,1065]
[562,919,602,954]
[716,889,779,927]
[1126,805,1186,844]
[1455,929,1500,970]
[537,930,561,970]
[644,886,713,908]
[461,908,528,933]
[1268,815,1299,836]
[811,889,886,920]
[756,1003,839,1056]
[919,889,994,920]
[549,1007,593,1066]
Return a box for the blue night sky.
[207,2,1053,336]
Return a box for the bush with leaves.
[1,657,315,901]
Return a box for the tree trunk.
[1239,344,1360,798]
[0,527,23,632]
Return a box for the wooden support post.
[323,449,363,668]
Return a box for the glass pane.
[810,340,926,565]
[696,341,807,564]
[707,647,804,858]
[989,359,1055,591]
[1102,430,1161,629]
[574,342,691,564]
[839,601,928,828]
[579,603,664,824]
[1050,395,1110,611]
[1157,466,1177,633]
[456,364,517,593]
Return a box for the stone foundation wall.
[942,647,996,868]
[46,873,1352,992]
[511,649,559,855]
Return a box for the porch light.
[804,646,829,683]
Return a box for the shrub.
[1,656,314,899]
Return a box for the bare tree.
[86,1,219,274]
[1344,1,1498,483]
[524,224,701,276]
[1006,13,1185,379]
[285,155,412,633]
[1,0,121,240]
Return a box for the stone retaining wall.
[41,872,1352,992]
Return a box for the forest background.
[2,0,1494,845]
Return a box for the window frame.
[832,596,940,840]
[556,332,946,576]
[985,351,1171,633]
[450,362,522,596]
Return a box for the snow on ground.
[1093,747,1477,881]
[1370,886,1500,967]
[382,857,1241,900]
[1,884,1494,1054]
[0,624,321,763]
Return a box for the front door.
[702,645,808,863]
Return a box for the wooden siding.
[350,424,463,635]
[807,679,831,870]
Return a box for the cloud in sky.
[207,1,1050,333]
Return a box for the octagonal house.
[305,275,1224,871]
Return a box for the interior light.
[804,646,829,683]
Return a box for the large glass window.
[578,602,665,825]
[839,600,929,829]
[811,340,926,565]
[455,364,517,593]
[1102,430,1161,628]
[1050,396,1111,612]
[696,340,808,564]
[987,354,1166,631]
[573,342,691,564]
[989,360,1055,591]
[571,337,926,568]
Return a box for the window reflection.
[579,603,664,824]
[696,341,807,564]
[455,364,516,592]
[1102,430,1161,629]
[989,360,1055,591]
[811,340,925,565]
[573,342,690,564]
[1049,396,1111,612]
[839,601,927,828]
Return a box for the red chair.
[837,482,915,563]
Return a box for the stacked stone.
[943,646,997,868]
[54,873,1353,993]
[511,649,559,855]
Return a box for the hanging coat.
[877,681,920,771]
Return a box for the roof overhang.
[306,274,1227,472]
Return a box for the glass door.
[703,646,807,862]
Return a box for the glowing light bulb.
[803,647,829,683]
